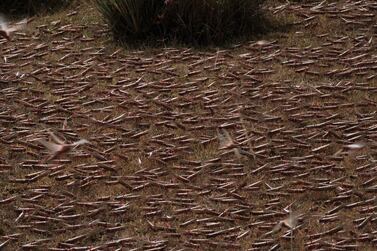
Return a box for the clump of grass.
[94,0,165,41]
[0,0,72,16]
[161,0,267,44]
[94,0,267,46]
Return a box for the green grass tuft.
[94,0,267,46]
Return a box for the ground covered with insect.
[0,0,377,250]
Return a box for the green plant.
[95,0,267,45]
[163,0,265,44]
[94,0,165,40]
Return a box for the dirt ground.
[1,0,377,250]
